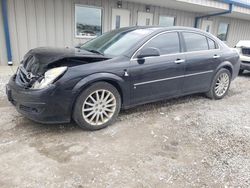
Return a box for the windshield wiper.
[88,49,104,55]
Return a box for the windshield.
[80,28,155,56]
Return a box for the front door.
[111,9,130,30]
[201,20,213,33]
[137,12,153,26]
[129,32,186,105]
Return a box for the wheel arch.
[206,62,232,100]
[215,61,233,76]
[222,65,233,76]
[70,73,128,116]
[207,61,233,91]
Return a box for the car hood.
[21,47,109,75]
[236,40,250,48]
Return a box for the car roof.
[120,26,207,33]
[118,26,218,40]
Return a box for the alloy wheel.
[214,73,230,97]
[82,89,116,126]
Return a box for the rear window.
[183,32,208,52]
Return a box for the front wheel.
[73,82,121,130]
[205,68,231,100]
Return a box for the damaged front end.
[15,47,109,89]
[16,64,67,89]
[16,56,68,90]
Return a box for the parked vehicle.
[235,40,250,74]
[6,26,240,130]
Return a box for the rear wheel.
[205,68,231,100]
[73,82,121,130]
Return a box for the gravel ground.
[0,73,250,187]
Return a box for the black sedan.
[6,26,240,130]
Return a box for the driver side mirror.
[137,47,160,59]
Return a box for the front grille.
[16,55,38,87]
[19,105,38,113]
[19,105,32,112]
[242,48,250,56]
[19,67,30,83]
[242,61,250,64]
[16,65,31,86]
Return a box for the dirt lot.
[0,72,250,188]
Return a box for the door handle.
[174,59,185,64]
[213,54,220,59]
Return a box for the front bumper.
[240,61,250,71]
[6,75,72,124]
[240,54,250,62]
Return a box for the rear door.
[129,31,186,105]
[181,32,221,93]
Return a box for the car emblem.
[26,72,34,79]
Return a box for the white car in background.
[236,40,250,74]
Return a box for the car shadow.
[119,93,205,116]
[16,118,82,133]
[13,93,205,133]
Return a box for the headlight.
[32,66,67,89]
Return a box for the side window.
[183,32,208,52]
[142,32,180,55]
[207,37,218,50]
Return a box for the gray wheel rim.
[215,73,230,97]
[82,89,116,126]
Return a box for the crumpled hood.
[21,47,108,75]
[25,47,98,63]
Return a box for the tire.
[239,69,244,75]
[73,82,121,130]
[205,68,231,100]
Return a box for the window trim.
[131,31,181,60]
[158,15,176,27]
[217,22,230,41]
[131,30,221,61]
[206,37,219,50]
[182,31,210,52]
[139,31,181,56]
[74,4,103,39]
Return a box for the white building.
[1,0,250,65]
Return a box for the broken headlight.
[32,67,67,89]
